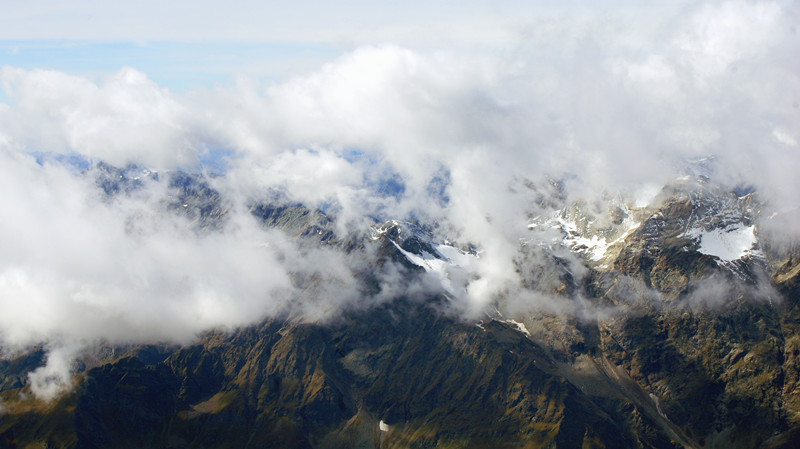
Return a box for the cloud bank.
[0,0,798,398]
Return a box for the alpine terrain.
[2,163,800,449]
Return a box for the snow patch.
[379,420,390,432]
[435,244,476,266]
[550,217,639,262]
[571,234,610,261]
[369,220,400,240]
[389,240,475,296]
[504,319,531,336]
[686,225,756,261]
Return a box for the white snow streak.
[390,241,475,296]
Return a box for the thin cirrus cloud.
[0,0,798,399]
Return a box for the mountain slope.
[2,171,800,448]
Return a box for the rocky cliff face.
[2,171,800,448]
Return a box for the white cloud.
[673,0,784,79]
[27,344,79,402]
[0,0,798,398]
[0,67,201,168]
[0,149,301,349]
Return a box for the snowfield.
[685,225,757,262]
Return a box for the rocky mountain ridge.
[2,166,800,448]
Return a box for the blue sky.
[0,41,339,95]
[0,0,692,98]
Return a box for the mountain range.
[2,163,799,449]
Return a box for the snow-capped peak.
[370,220,478,297]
